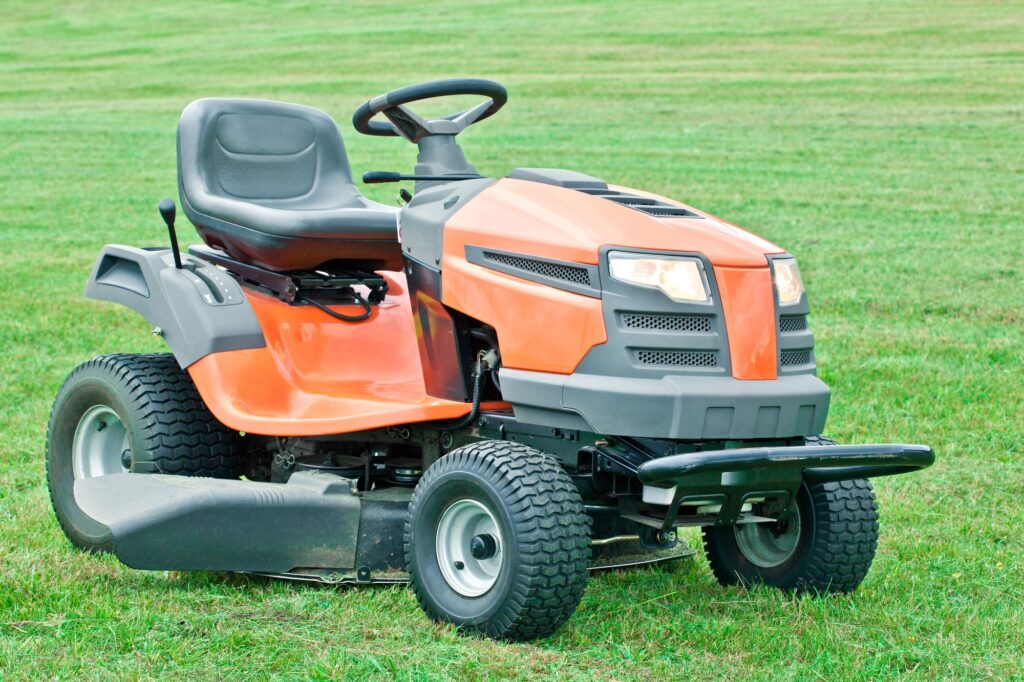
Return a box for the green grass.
[1,0,1022,678]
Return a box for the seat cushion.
[186,192,399,241]
[177,98,401,271]
[189,219,405,273]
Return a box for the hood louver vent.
[482,251,591,285]
[578,188,702,219]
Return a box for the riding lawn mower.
[46,78,934,641]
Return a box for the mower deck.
[74,469,695,585]
[252,544,697,586]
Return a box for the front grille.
[577,189,701,218]
[635,349,717,367]
[482,251,590,285]
[621,313,712,333]
[780,350,811,366]
[779,315,808,333]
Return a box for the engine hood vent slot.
[483,251,590,285]
[464,245,601,298]
[578,188,702,219]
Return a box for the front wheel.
[702,479,879,593]
[405,441,591,641]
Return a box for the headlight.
[772,258,804,306]
[608,252,710,303]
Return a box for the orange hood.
[443,178,784,268]
[441,178,784,378]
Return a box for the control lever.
[363,171,481,184]
[158,198,183,269]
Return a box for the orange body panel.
[714,267,778,380]
[188,273,492,436]
[442,178,784,376]
[441,259,608,373]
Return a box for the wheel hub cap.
[436,499,503,597]
[469,533,497,560]
[734,510,802,568]
[72,405,131,479]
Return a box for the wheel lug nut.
[454,561,465,570]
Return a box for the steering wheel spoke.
[382,104,432,142]
[447,98,496,129]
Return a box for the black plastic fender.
[84,244,265,367]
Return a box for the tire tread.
[405,440,591,641]
[47,353,240,479]
[701,437,879,593]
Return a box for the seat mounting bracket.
[189,245,388,305]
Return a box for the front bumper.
[628,442,935,528]
[500,368,830,440]
[639,442,935,487]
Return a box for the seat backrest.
[177,98,360,211]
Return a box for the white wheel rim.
[72,405,131,479]
[435,498,503,597]
[734,509,801,568]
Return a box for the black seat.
[177,98,402,272]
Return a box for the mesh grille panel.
[635,350,717,367]
[622,313,712,333]
[781,350,812,366]
[483,252,590,285]
[779,316,808,333]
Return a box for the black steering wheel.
[352,78,507,143]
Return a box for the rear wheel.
[46,353,245,552]
[702,478,879,593]
[405,441,591,641]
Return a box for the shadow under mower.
[47,79,934,641]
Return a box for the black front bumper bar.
[638,443,935,487]
[626,442,934,529]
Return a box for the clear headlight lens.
[773,258,804,305]
[608,252,710,303]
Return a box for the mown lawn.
[1,0,1022,678]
